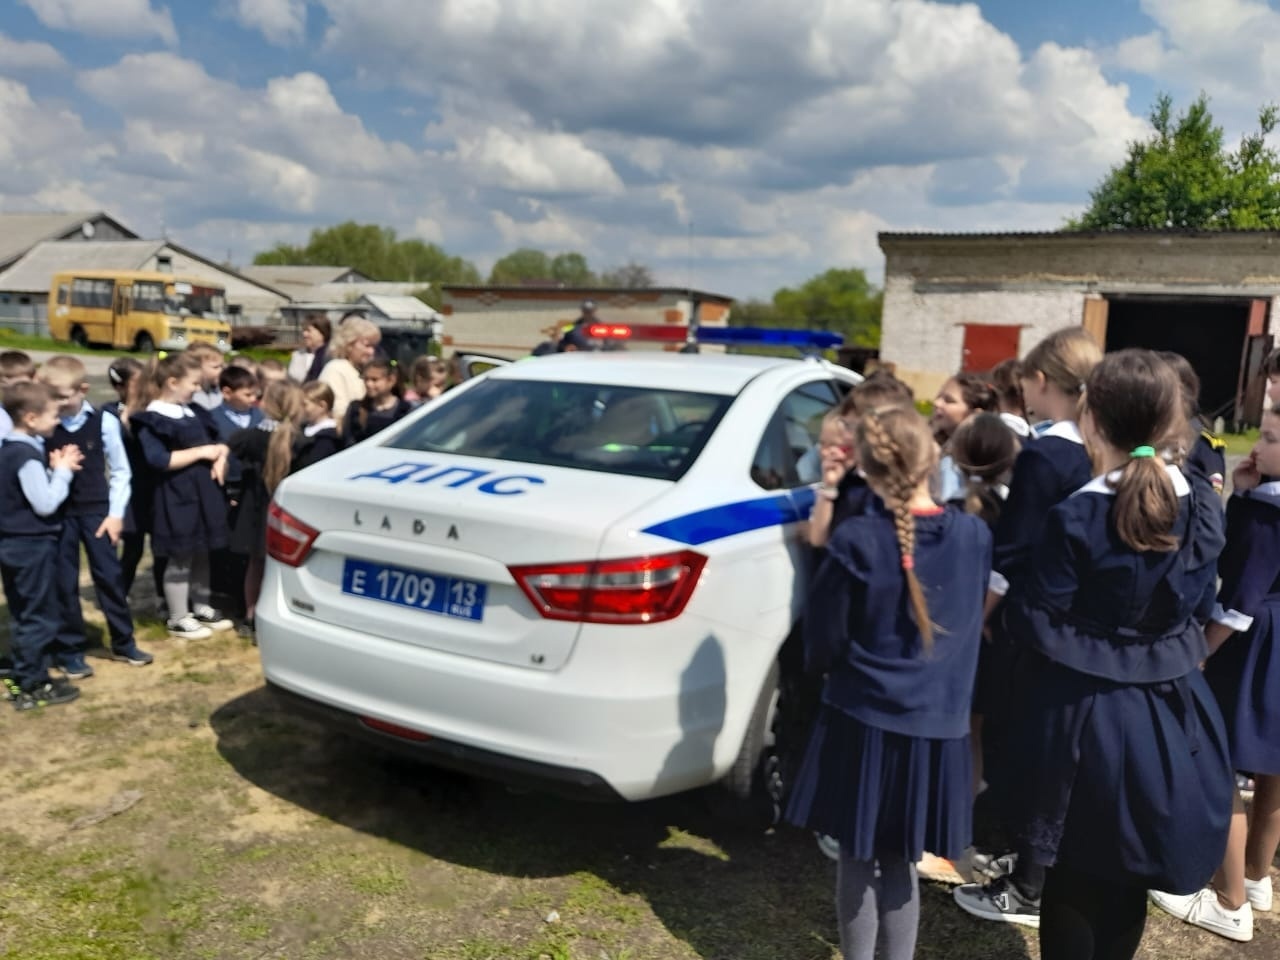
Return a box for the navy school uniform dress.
[130,402,228,558]
[342,397,414,447]
[1002,464,1233,894]
[226,421,313,557]
[786,505,992,862]
[1204,481,1280,776]
[294,419,341,473]
[980,420,1093,721]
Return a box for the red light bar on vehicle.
[588,323,689,342]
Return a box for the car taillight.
[510,550,707,624]
[266,501,319,567]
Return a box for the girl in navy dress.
[130,354,233,640]
[342,360,413,446]
[1152,403,1280,942]
[971,327,1101,913]
[787,404,991,960]
[807,372,914,549]
[930,373,997,502]
[105,357,157,599]
[955,350,1233,959]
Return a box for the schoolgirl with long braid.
[786,404,992,960]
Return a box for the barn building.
[878,230,1280,425]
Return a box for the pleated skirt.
[785,706,972,863]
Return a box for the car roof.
[484,351,830,395]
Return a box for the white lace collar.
[145,400,195,419]
[1039,420,1083,445]
[304,418,336,437]
[1073,462,1190,498]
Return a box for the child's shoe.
[167,615,213,640]
[58,653,95,680]
[192,604,234,632]
[110,643,155,666]
[1246,875,1273,912]
[12,678,80,711]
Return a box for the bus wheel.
[70,326,89,348]
[134,333,155,353]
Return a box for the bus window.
[71,278,113,308]
[132,281,165,313]
[56,283,68,305]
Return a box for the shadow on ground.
[210,685,1033,960]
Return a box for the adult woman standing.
[287,317,331,383]
[319,314,380,424]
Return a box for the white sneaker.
[815,834,840,862]
[167,615,212,640]
[917,851,966,885]
[1149,888,1253,942]
[192,604,233,631]
[1246,875,1273,912]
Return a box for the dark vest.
[0,439,61,537]
[51,407,109,516]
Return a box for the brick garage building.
[878,230,1280,424]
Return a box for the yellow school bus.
[47,269,232,353]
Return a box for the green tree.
[1069,93,1280,230]
[252,221,480,286]
[488,248,552,284]
[600,261,654,288]
[550,252,596,285]
[765,267,882,347]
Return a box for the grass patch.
[1223,429,1258,456]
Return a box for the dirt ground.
[0,579,1276,959]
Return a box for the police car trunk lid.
[272,448,672,671]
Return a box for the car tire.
[70,325,89,348]
[711,660,788,829]
[134,332,155,353]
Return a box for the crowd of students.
[789,327,1278,959]
[0,332,436,712]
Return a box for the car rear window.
[387,379,732,481]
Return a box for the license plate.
[342,559,486,621]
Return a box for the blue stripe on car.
[641,487,817,545]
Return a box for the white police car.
[257,326,860,817]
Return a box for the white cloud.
[491,209,588,249]
[457,128,623,195]
[0,32,65,70]
[233,0,306,45]
[20,0,177,45]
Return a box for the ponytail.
[1112,448,1179,552]
[859,408,935,652]
[261,381,304,494]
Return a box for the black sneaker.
[12,678,81,711]
[110,643,155,666]
[953,877,1041,929]
[58,654,95,680]
[192,604,234,632]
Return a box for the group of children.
[0,337,433,711]
[789,326,1278,959]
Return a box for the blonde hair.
[261,381,304,494]
[855,405,939,652]
[301,380,334,414]
[131,353,202,413]
[1022,327,1102,417]
[184,342,223,362]
[329,316,381,362]
[36,354,88,391]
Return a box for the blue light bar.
[697,326,844,349]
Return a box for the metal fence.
[0,302,47,337]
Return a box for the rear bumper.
[256,565,769,801]
[265,681,624,800]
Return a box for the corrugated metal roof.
[0,211,136,268]
[358,294,440,321]
[0,239,164,293]
[441,284,735,303]
[241,265,364,286]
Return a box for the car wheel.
[134,332,155,353]
[70,325,89,348]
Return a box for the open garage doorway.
[1100,295,1267,424]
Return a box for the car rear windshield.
[387,379,732,481]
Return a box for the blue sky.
[2,0,1278,299]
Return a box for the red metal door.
[961,324,1021,373]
